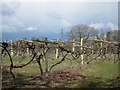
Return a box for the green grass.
[79,61,118,79]
[2,54,119,88]
[75,61,118,88]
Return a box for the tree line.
[67,24,118,42]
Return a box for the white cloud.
[106,23,118,30]
[16,2,117,29]
[89,23,118,30]
[89,23,105,30]
[2,17,24,33]
[1,1,20,16]
[61,19,71,27]
[26,26,38,31]
[2,1,118,40]
[47,11,71,27]
[1,3,15,16]
[1,1,24,33]
[47,11,62,20]
[1,24,16,33]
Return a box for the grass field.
[2,54,119,88]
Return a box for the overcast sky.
[1,0,119,40]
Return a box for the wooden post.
[27,47,29,56]
[81,38,84,64]
[56,38,59,59]
[91,41,94,54]
[72,39,75,52]
[56,48,59,59]
[17,41,19,56]
[100,39,103,53]
[10,40,14,56]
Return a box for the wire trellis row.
[1,39,120,85]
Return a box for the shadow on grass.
[2,72,52,89]
[2,73,32,88]
[76,76,113,88]
[2,69,116,89]
[79,81,101,88]
[15,73,30,85]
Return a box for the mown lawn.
[2,54,119,88]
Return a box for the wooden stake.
[56,38,59,59]
[80,38,84,64]
[10,40,13,56]
[72,39,75,52]
[27,47,29,56]
[56,48,59,59]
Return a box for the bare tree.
[110,30,118,42]
[67,24,98,41]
